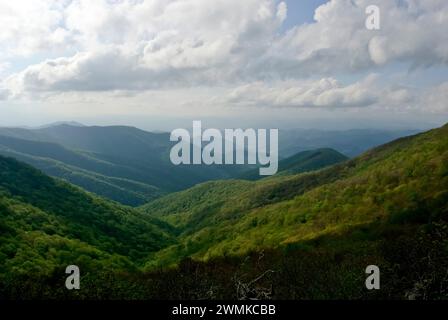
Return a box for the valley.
[0,123,412,206]
[0,123,446,299]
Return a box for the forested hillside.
[0,125,248,205]
[239,148,348,180]
[0,155,176,297]
[0,125,352,206]
[0,124,447,299]
[141,124,448,275]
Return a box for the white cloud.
[226,75,448,113]
[4,0,287,95]
[0,0,72,57]
[421,82,448,113]
[254,0,448,77]
[0,88,10,100]
[0,0,447,115]
[227,76,381,108]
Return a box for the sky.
[0,0,447,131]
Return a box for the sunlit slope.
[239,148,348,180]
[142,124,448,266]
[0,155,176,278]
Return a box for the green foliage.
[142,124,448,269]
[0,134,165,206]
[0,155,175,271]
[0,125,248,206]
[1,123,447,299]
[240,148,348,180]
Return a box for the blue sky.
[282,0,329,28]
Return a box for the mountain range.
[0,123,446,299]
[0,124,250,206]
[0,124,415,206]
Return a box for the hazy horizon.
[0,116,440,133]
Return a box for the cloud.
[0,62,10,75]
[227,76,381,108]
[4,0,287,95]
[0,88,10,100]
[252,0,448,77]
[0,0,72,57]
[1,0,448,101]
[226,75,448,113]
[421,82,448,113]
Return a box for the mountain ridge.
[0,123,447,299]
[0,124,366,206]
[0,125,249,205]
[141,124,448,267]
[239,148,348,180]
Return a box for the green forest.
[0,123,447,299]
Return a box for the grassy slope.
[141,124,448,267]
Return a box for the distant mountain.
[0,134,165,206]
[279,128,421,157]
[37,121,86,129]
[0,124,447,299]
[239,148,348,180]
[0,124,248,205]
[0,124,419,206]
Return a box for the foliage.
[0,123,447,299]
[0,125,247,205]
[142,124,448,270]
[239,148,348,180]
[0,155,175,270]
